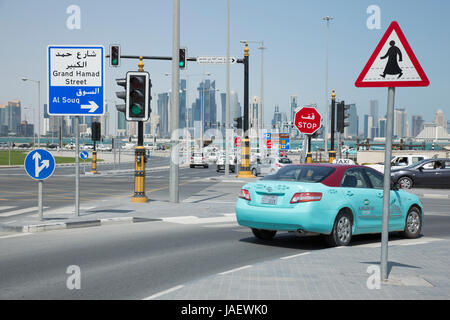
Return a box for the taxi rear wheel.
[252,228,277,240]
[325,211,353,247]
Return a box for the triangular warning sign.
[355,21,429,87]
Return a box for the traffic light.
[126,71,150,121]
[110,45,120,67]
[234,116,243,130]
[179,48,186,70]
[91,121,101,141]
[337,101,350,133]
[115,78,127,114]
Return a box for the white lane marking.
[0,233,32,239]
[203,223,239,228]
[280,252,311,260]
[143,285,184,300]
[0,206,16,212]
[0,206,48,217]
[356,237,445,248]
[425,212,450,217]
[218,265,252,275]
[422,194,449,199]
[161,215,236,225]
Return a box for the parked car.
[251,157,292,176]
[65,143,76,150]
[367,154,429,173]
[190,152,208,168]
[236,164,424,247]
[391,158,450,189]
[47,143,58,149]
[82,144,94,151]
[207,152,218,163]
[17,143,31,148]
[97,144,112,152]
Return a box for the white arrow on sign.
[81,101,99,113]
[32,152,50,178]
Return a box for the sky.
[1,0,449,131]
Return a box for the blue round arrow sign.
[80,151,89,160]
[24,149,56,180]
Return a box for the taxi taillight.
[239,189,251,201]
[290,192,322,204]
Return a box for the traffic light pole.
[237,43,254,178]
[131,58,148,203]
[306,134,312,163]
[329,90,336,163]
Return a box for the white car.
[216,154,237,173]
[367,154,429,173]
[97,144,112,151]
[207,152,218,163]
[250,157,292,176]
[190,152,208,168]
[82,144,94,151]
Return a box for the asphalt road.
[0,194,449,299]
[0,156,220,223]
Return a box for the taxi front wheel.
[325,211,353,247]
[252,229,277,240]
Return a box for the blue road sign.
[80,151,89,160]
[48,45,104,116]
[280,138,290,150]
[264,133,271,140]
[24,149,56,180]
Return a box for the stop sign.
[234,136,241,147]
[294,107,322,135]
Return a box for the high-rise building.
[157,92,170,137]
[220,92,226,125]
[434,109,446,129]
[290,95,299,137]
[16,120,34,137]
[179,79,187,129]
[3,100,21,134]
[230,90,241,121]
[192,80,217,132]
[364,114,374,139]
[370,100,379,137]
[344,103,358,138]
[394,108,408,138]
[411,115,424,137]
[250,96,260,129]
[271,105,282,129]
[378,118,386,138]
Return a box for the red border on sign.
[355,21,429,88]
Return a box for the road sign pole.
[381,86,395,281]
[38,180,43,221]
[75,116,80,217]
[169,0,180,203]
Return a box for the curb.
[0,217,162,233]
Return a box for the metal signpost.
[48,45,104,216]
[355,21,429,282]
[24,149,55,221]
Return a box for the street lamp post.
[22,78,41,148]
[322,16,333,155]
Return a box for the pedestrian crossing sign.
[355,21,429,87]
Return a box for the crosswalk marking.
[0,206,15,212]
[0,206,49,217]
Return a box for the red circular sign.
[294,107,322,135]
[234,137,242,147]
[266,140,272,149]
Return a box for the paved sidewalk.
[151,238,450,300]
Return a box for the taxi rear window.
[262,165,335,182]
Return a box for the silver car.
[251,157,292,176]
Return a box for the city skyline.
[1,0,449,134]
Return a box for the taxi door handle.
[346,191,354,196]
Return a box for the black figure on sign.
[380,40,403,79]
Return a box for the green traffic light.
[179,62,184,67]
[112,59,118,65]
[131,104,141,115]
